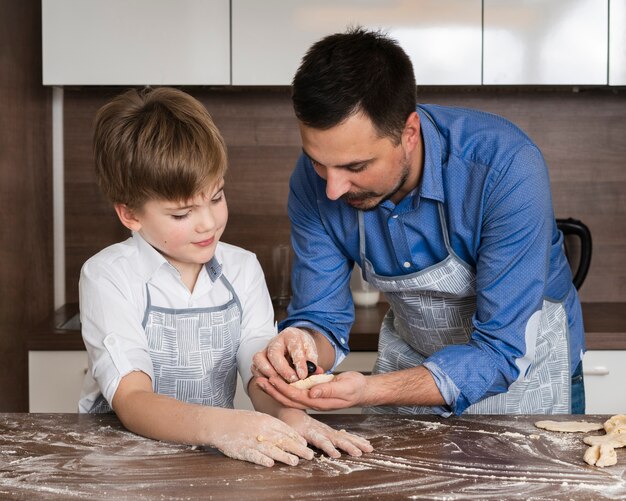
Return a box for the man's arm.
[256,365,445,411]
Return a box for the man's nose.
[325,169,351,201]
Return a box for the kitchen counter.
[0,413,624,500]
[28,302,626,351]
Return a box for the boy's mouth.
[193,237,214,247]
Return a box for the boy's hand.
[277,408,373,458]
[252,327,319,383]
[209,408,314,467]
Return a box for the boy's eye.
[171,212,190,220]
[212,190,224,203]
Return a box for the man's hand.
[255,371,369,411]
[252,327,320,382]
[277,408,373,458]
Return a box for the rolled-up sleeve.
[79,260,154,411]
[235,255,278,391]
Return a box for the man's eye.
[348,164,367,173]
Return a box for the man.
[252,27,585,416]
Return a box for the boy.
[78,87,372,467]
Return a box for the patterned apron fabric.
[359,204,571,415]
[89,258,242,413]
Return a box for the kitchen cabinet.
[610,0,626,85]
[42,0,230,85]
[231,0,482,85]
[28,351,88,412]
[483,0,608,85]
[583,350,626,414]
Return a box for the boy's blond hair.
[93,87,227,210]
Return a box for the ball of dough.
[290,374,335,390]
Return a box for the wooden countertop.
[0,413,624,500]
[28,301,626,351]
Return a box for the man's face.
[299,111,422,210]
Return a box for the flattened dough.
[290,374,335,390]
[534,420,604,433]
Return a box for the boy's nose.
[196,209,216,232]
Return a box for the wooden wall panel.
[0,0,53,411]
[64,87,626,304]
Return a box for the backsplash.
[64,86,626,303]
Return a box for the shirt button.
[340,337,346,344]
[392,215,399,219]
[403,261,411,268]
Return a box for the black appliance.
[556,218,592,289]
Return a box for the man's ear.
[114,204,142,232]
[402,111,421,152]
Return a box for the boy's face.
[117,180,228,280]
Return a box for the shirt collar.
[415,105,445,204]
[379,105,445,213]
[132,231,176,281]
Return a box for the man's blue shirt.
[279,104,585,415]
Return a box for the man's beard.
[341,156,411,211]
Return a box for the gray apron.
[89,258,242,413]
[360,204,571,415]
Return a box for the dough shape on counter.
[534,420,604,433]
[603,414,626,435]
[583,414,626,468]
[290,374,335,390]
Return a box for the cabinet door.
[484,0,608,85]
[610,0,626,85]
[232,0,482,85]
[583,350,626,414]
[42,0,230,85]
[29,351,89,413]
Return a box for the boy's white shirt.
[77,231,276,413]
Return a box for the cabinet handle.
[583,366,610,376]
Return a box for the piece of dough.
[534,420,604,433]
[603,414,626,435]
[290,374,335,390]
[582,415,626,467]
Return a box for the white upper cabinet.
[231,0,482,86]
[610,0,626,85]
[483,0,608,85]
[42,0,230,85]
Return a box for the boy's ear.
[114,204,142,231]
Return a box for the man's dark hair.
[292,27,416,144]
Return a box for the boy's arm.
[111,370,313,467]
[248,378,372,458]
